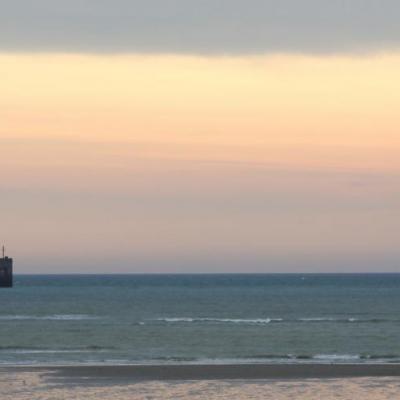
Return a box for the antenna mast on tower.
[0,246,12,287]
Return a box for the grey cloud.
[1,0,400,54]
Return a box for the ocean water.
[1,274,400,366]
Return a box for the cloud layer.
[2,0,400,54]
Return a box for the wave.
[150,317,398,325]
[298,318,396,324]
[154,317,283,324]
[0,314,100,321]
[244,354,400,364]
[2,353,400,366]
[1,315,394,324]
[0,345,111,354]
[150,354,400,364]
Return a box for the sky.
[1,1,399,273]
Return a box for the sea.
[1,274,400,366]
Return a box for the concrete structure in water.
[0,246,13,288]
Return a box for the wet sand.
[5,363,400,382]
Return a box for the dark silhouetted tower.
[0,246,13,288]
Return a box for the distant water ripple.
[0,315,100,321]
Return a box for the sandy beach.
[2,364,400,399]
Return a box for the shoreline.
[4,364,400,381]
